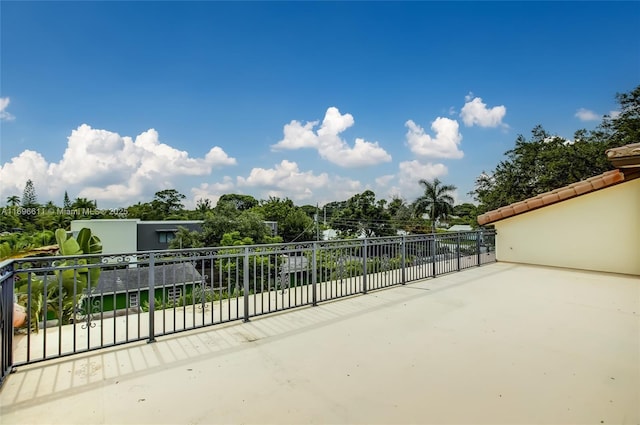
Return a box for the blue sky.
[1,1,638,209]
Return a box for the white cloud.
[190,177,236,207]
[376,160,448,204]
[237,160,330,201]
[609,110,621,119]
[204,147,237,165]
[0,150,51,199]
[272,107,392,167]
[460,96,507,128]
[0,97,15,121]
[327,176,363,203]
[405,118,464,159]
[575,108,600,122]
[375,174,395,187]
[397,160,448,191]
[0,124,236,206]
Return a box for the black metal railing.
[0,230,495,388]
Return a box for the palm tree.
[71,197,96,210]
[413,178,457,233]
[6,195,20,207]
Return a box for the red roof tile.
[477,169,630,226]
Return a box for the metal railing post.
[243,247,250,322]
[312,242,318,306]
[0,261,15,387]
[362,239,368,294]
[148,253,156,343]
[476,231,481,266]
[457,233,461,271]
[431,235,437,277]
[401,235,406,285]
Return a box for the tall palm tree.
[71,197,96,210]
[413,178,457,233]
[6,195,20,207]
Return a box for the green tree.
[331,190,394,237]
[6,195,20,207]
[63,191,71,208]
[22,179,38,207]
[0,211,21,232]
[34,211,55,231]
[596,85,640,148]
[220,231,254,246]
[413,179,456,232]
[152,189,186,218]
[473,85,639,212]
[127,202,156,220]
[69,197,97,219]
[450,203,478,226]
[218,194,258,211]
[388,196,418,233]
[321,200,347,223]
[196,198,212,212]
[169,226,205,249]
[299,204,318,219]
[255,197,315,242]
[473,126,611,212]
[197,204,275,247]
[52,211,72,231]
[71,197,95,210]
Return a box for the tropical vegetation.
[1,85,637,253]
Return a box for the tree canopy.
[413,179,456,232]
[217,194,259,211]
[472,85,639,213]
[254,197,315,242]
[330,190,394,237]
[22,179,38,208]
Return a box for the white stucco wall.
[494,178,640,275]
[71,219,139,254]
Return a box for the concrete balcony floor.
[0,262,638,424]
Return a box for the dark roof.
[281,256,309,273]
[94,262,203,294]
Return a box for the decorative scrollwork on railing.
[75,296,101,329]
[101,255,139,264]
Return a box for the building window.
[167,287,182,301]
[158,232,176,244]
[129,293,139,308]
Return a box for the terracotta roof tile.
[602,170,623,185]
[512,202,528,214]
[557,188,575,200]
[477,169,632,226]
[589,177,606,190]
[541,193,559,205]
[525,198,544,209]
[477,142,640,226]
[573,182,593,195]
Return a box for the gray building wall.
[136,221,203,251]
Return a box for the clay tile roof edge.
[477,169,633,226]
